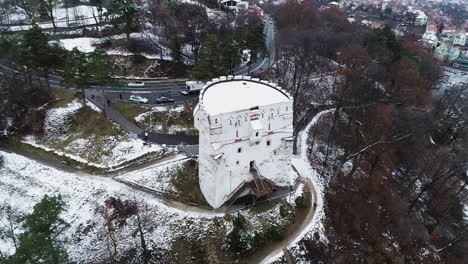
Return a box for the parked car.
[127,81,145,88]
[129,95,149,104]
[155,96,175,104]
[180,90,189,95]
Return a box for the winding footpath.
[0,108,331,261]
[259,109,334,264]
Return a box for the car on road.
[127,81,145,88]
[129,95,149,104]
[155,96,175,104]
[180,90,189,95]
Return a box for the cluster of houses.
[421,23,468,67]
[219,0,265,17]
[337,0,467,68]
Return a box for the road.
[0,13,277,103]
[98,81,199,106]
[0,59,197,105]
[235,14,276,76]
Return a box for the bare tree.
[0,204,25,251]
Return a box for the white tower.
[194,76,294,209]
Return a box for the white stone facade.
[194,76,294,209]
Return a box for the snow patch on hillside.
[58,37,100,53]
[23,135,166,170]
[116,154,189,193]
[22,99,169,169]
[44,100,82,142]
[0,151,220,261]
[134,105,185,123]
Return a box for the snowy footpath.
[261,109,334,263]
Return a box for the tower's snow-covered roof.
[200,77,290,115]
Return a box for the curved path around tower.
[1,107,332,263]
[256,109,335,264]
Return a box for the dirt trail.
[253,177,317,264]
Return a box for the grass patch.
[225,201,297,259]
[169,159,209,207]
[167,218,236,264]
[49,88,77,109]
[40,103,126,164]
[136,104,197,135]
[70,106,121,139]
[248,200,279,215]
[112,102,149,123]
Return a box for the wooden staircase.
[249,164,274,197]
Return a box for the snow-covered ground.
[22,99,171,170]
[6,5,107,32]
[57,37,101,53]
[116,154,190,193]
[54,32,175,61]
[434,67,468,97]
[0,151,219,261]
[134,105,195,134]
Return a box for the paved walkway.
[85,89,199,146]
[86,90,143,135]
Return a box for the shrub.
[94,38,112,49]
[295,193,308,208]
[132,54,146,64]
[128,38,158,54]
[226,215,252,253]
[268,224,286,241]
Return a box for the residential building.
[453,33,467,46]
[415,11,428,26]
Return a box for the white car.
[129,95,148,104]
[180,90,189,95]
[127,81,145,88]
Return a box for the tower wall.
[194,76,294,209]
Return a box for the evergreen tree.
[88,49,113,115]
[374,26,402,61]
[192,35,223,80]
[106,0,139,42]
[6,195,68,264]
[63,48,91,106]
[222,40,241,76]
[170,37,184,66]
[17,26,65,89]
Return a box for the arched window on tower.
[236,130,239,137]
[268,123,271,130]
